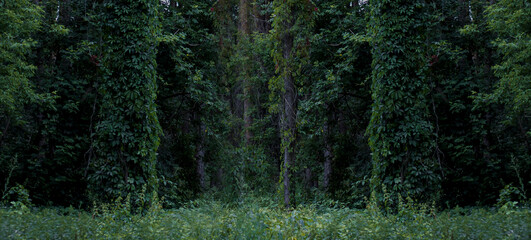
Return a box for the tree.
[367,0,439,203]
[302,1,373,203]
[480,0,530,201]
[89,0,162,203]
[239,0,253,144]
[0,0,45,203]
[156,0,224,203]
[271,0,314,208]
[0,0,43,136]
[483,0,530,142]
[1,0,528,209]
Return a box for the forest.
[0,0,530,239]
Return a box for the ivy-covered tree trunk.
[368,0,439,202]
[90,0,162,202]
[272,0,314,209]
[239,0,253,144]
[272,0,297,209]
[281,55,296,209]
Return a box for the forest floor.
[1,199,529,239]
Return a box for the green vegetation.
[0,0,43,120]
[1,198,529,239]
[0,0,529,238]
[367,0,438,203]
[89,0,162,203]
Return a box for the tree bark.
[322,124,333,190]
[305,167,312,188]
[196,122,206,190]
[281,25,296,208]
[239,0,253,144]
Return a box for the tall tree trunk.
[368,0,437,201]
[304,167,312,188]
[239,0,253,144]
[281,28,296,209]
[91,0,162,201]
[323,124,333,190]
[239,0,249,37]
[196,122,206,190]
[273,0,312,209]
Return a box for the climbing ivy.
[271,0,315,208]
[89,0,162,203]
[367,0,439,203]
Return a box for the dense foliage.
[0,0,43,121]
[88,0,163,203]
[1,199,529,239]
[0,0,529,219]
[367,0,438,203]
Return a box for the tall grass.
[0,198,529,239]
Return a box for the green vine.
[89,0,162,204]
[367,0,439,204]
[270,0,316,208]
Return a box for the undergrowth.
[0,195,529,239]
